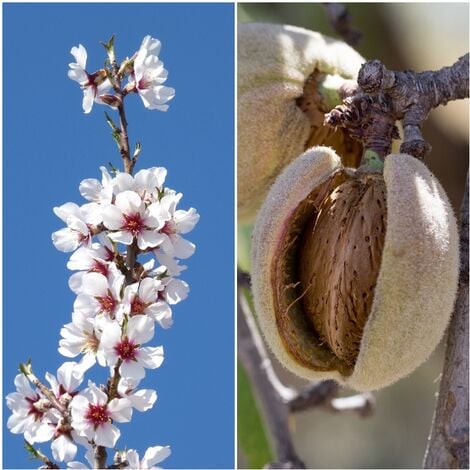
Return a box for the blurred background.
[238,3,468,469]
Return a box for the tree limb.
[326,53,469,160]
[322,3,362,46]
[423,174,469,469]
[238,272,375,468]
[238,286,305,469]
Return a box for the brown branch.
[93,444,108,469]
[23,369,67,416]
[238,272,375,467]
[423,174,469,469]
[110,52,133,175]
[25,440,60,469]
[238,287,305,469]
[322,3,362,46]
[326,53,469,160]
[327,392,376,418]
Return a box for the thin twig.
[25,440,60,469]
[288,380,338,413]
[326,53,469,160]
[322,3,362,46]
[423,175,469,469]
[93,445,108,470]
[238,287,305,469]
[327,392,376,418]
[238,272,375,467]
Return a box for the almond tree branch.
[322,3,362,46]
[238,288,305,469]
[238,271,375,468]
[24,440,60,469]
[423,174,469,469]
[326,53,469,160]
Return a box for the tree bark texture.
[423,175,469,469]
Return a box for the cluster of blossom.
[68,35,175,114]
[6,165,198,465]
[6,35,195,468]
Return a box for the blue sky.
[3,3,234,468]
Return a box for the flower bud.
[99,94,122,108]
[251,146,459,391]
[238,23,365,223]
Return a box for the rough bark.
[423,175,469,469]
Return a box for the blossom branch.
[7,34,191,469]
[325,53,469,160]
[25,440,60,469]
[20,363,67,415]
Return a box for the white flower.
[67,239,117,286]
[6,375,54,444]
[113,167,167,202]
[52,202,102,252]
[122,446,171,469]
[59,311,102,364]
[45,357,94,401]
[131,36,175,111]
[79,166,114,204]
[155,251,187,277]
[102,191,167,250]
[162,278,189,305]
[68,44,112,114]
[117,377,157,412]
[150,193,199,259]
[122,278,172,328]
[73,270,124,318]
[70,381,132,448]
[100,315,164,382]
[40,360,93,462]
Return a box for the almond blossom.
[102,190,168,250]
[70,381,132,448]
[120,445,171,469]
[44,360,93,462]
[122,277,173,328]
[66,237,115,274]
[73,270,124,318]
[151,193,199,259]
[68,44,111,114]
[6,375,54,444]
[79,166,114,204]
[113,167,167,201]
[117,376,157,412]
[59,310,107,367]
[100,315,164,382]
[9,35,196,468]
[52,202,102,252]
[129,36,175,111]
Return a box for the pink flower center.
[85,403,110,427]
[96,294,116,314]
[114,337,138,361]
[161,221,175,235]
[90,260,109,277]
[104,247,115,262]
[26,396,44,421]
[138,77,151,90]
[130,297,147,316]
[122,213,145,236]
[78,232,91,244]
[84,332,100,353]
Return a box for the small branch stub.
[326,53,469,160]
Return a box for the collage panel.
[237,3,469,470]
[3,3,234,469]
